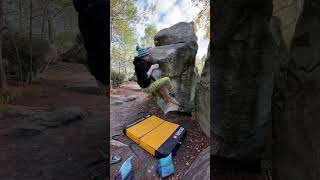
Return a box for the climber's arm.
[146,67,153,79]
[147,64,159,78]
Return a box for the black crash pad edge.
[155,124,187,159]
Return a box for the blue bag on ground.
[115,156,134,180]
[157,153,174,178]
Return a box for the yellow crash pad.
[123,115,186,158]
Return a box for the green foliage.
[13,33,50,62]
[111,70,125,88]
[111,45,135,80]
[4,0,79,44]
[111,0,137,21]
[53,0,80,34]
[53,0,77,16]
[140,24,157,47]
[110,1,155,77]
[111,2,137,77]
[111,0,138,43]
[1,0,79,84]
[114,20,136,47]
[56,32,76,43]
[0,90,19,104]
[3,31,50,81]
[145,25,157,39]
[55,32,78,53]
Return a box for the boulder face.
[154,22,197,46]
[274,1,320,179]
[149,22,198,112]
[212,0,274,160]
[195,44,210,137]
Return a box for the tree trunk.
[110,18,113,44]
[18,0,23,32]
[3,15,23,82]
[118,61,121,74]
[0,0,7,91]
[48,4,54,44]
[123,52,127,76]
[0,32,5,91]
[41,0,49,40]
[29,0,33,83]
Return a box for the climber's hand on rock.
[152,64,159,69]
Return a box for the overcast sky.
[135,0,209,58]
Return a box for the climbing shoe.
[169,92,176,98]
[164,103,179,114]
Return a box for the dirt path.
[110,82,209,179]
[0,62,108,180]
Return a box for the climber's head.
[136,45,150,61]
[142,55,151,62]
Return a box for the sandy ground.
[110,82,209,179]
[0,62,108,180]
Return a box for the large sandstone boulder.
[149,22,198,112]
[154,22,197,46]
[212,0,274,160]
[195,44,210,137]
[273,1,320,179]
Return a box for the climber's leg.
[160,77,174,94]
[143,77,179,105]
[159,87,180,105]
[146,85,171,104]
[157,77,179,105]
[154,90,163,99]
[143,77,170,94]
[158,87,171,103]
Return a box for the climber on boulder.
[133,46,180,114]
